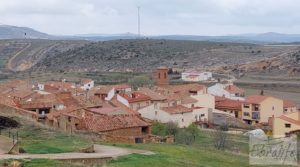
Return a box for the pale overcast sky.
[0,0,299,36]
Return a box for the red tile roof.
[161,105,192,114]
[283,100,296,108]
[215,96,242,110]
[181,96,198,104]
[244,95,269,104]
[224,85,244,94]
[119,92,151,103]
[278,115,300,126]
[82,114,150,132]
[163,83,206,93]
[137,87,167,101]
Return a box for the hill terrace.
[0,67,299,141]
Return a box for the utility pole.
[137,6,141,37]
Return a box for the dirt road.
[0,144,154,160]
[6,43,31,71]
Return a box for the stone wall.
[0,104,37,120]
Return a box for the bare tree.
[210,123,229,150]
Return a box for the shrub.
[165,122,179,136]
[151,121,165,136]
[175,130,194,145]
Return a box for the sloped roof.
[215,96,242,110]
[137,87,167,101]
[244,95,269,104]
[283,100,296,108]
[163,83,206,93]
[181,96,198,104]
[8,90,35,99]
[119,92,151,103]
[161,105,192,114]
[278,115,300,126]
[83,114,150,132]
[224,85,244,94]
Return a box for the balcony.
[252,112,260,120]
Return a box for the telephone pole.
[137,6,141,37]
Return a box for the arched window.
[158,73,161,79]
[164,72,167,79]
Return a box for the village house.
[117,92,151,111]
[83,114,151,143]
[208,83,245,100]
[283,100,297,113]
[272,111,300,137]
[20,92,65,119]
[242,95,283,125]
[181,70,213,82]
[80,79,94,91]
[215,96,243,119]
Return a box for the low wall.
[0,104,37,120]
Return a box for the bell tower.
[155,66,169,85]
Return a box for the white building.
[80,79,94,91]
[208,83,245,100]
[181,71,213,82]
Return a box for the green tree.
[151,121,166,136]
[128,76,154,90]
[165,122,179,136]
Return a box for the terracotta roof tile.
[215,96,242,110]
[224,85,244,94]
[119,92,151,103]
[161,105,192,114]
[137,87,167,101]
[83,114,150,132]
[278,115,300,126]
[244,95,269,104]
[283,100,296,108]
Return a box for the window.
[272,106,275,111]
[200,114,205,117]
[158,73,161,79]
[285,124,291,128]
[164,72,167,79]
[182,119,184,122]
[243,104,250,108]
[155,111,158,116]
[243,112,250,116]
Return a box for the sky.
[0,0,300,36]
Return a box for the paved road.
[0,145,154,160]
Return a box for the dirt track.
[0,144,154,160]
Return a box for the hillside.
[29,39,300,74]
[0,25,53,39]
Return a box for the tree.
[210,123,229,150]
[175,130,194,145]
[151,121,166,136]
[186,123,199,140]
[128,76,154,90]
[165,122,179,136]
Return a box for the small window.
[243,112,250,116]
[158,73,161,79]
[243,104,250,108]
[182,119,184,122]
[155,111,158,115]
[285,123,291,128]
[200,114,205,117]
[272,106,275,111]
